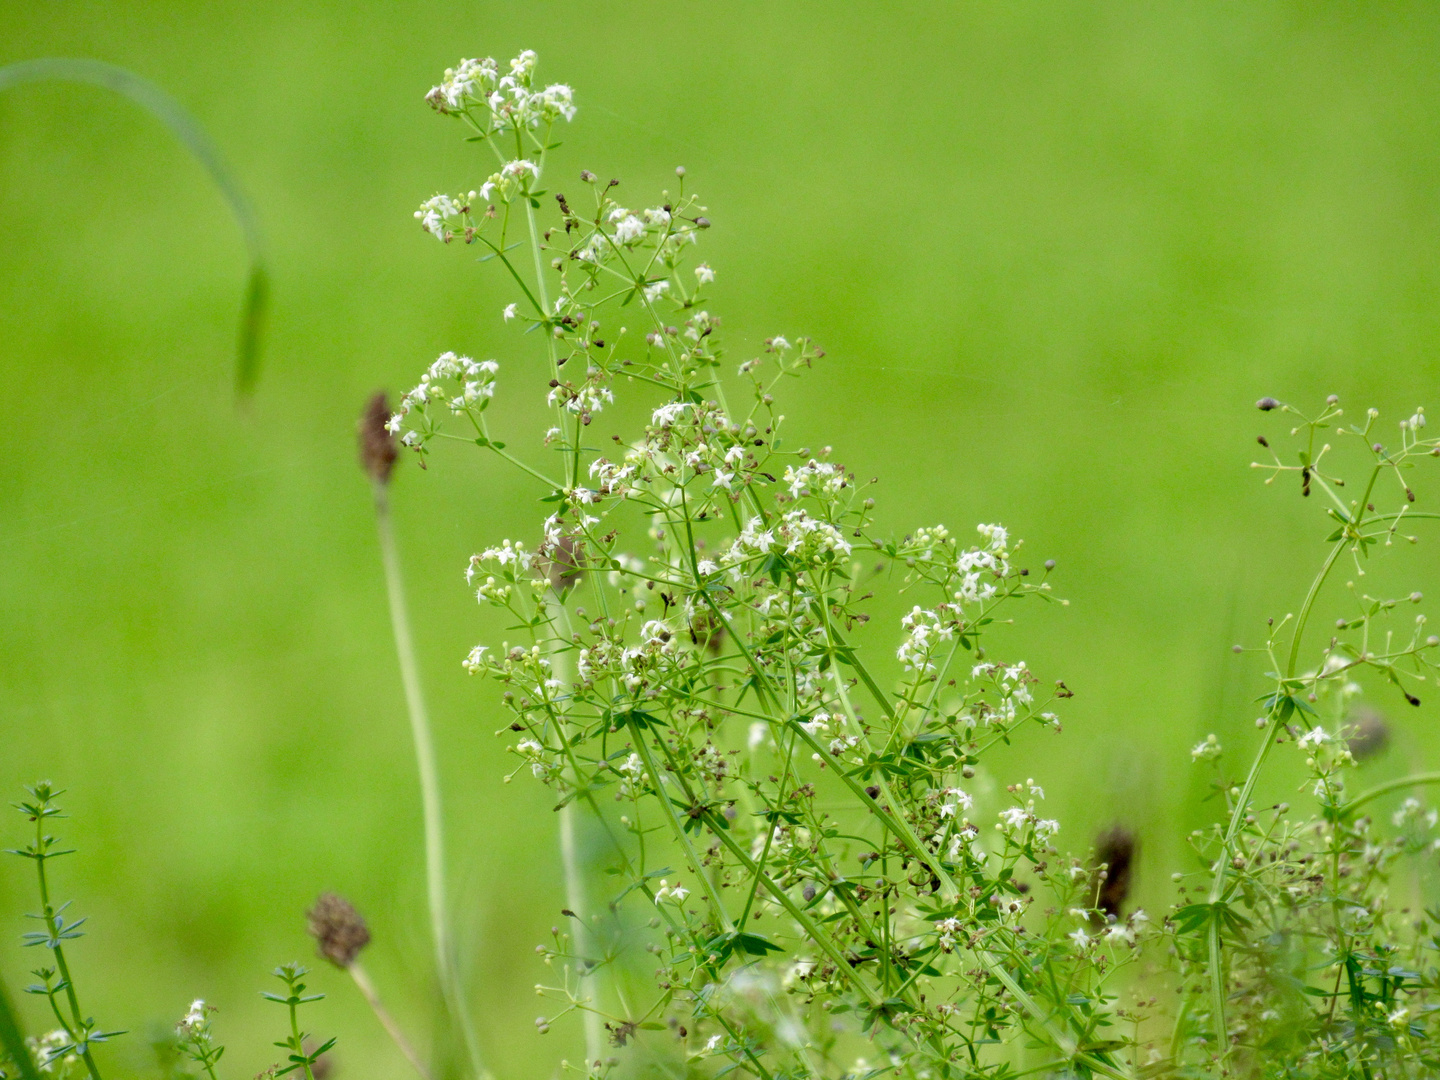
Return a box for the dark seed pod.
[1257,397,1280,411]
[307,892,370,968]
[358,392,399,485]
[1093,826,1137,919]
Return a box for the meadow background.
[4,3,1440,1077]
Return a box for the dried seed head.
[1257,397,1280,411]
[307,892,370,968]
[1093,826,1137,919]
[358,392,399,485]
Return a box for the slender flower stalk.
[360,396,486,1080]
[348,963,433,1080]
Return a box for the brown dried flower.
[307,892,370,968]
[1093,826,1137,919]
[358,392,399,485]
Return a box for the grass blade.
[0,57,268,395]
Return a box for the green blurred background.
[4,2,1440,1076]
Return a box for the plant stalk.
[371,482,487,1080]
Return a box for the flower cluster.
[425,51,576,129]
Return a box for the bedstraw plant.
[383,49,1440,1080]
[7,47,1440,1080]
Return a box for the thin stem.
[1343,771,1440,817]
[288,998,315,1080]
[371,483,486,1080]
[1205,537,1346,1052]
[32,833,101,1080]
[348,963,432,1080]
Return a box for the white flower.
[501,158,540,181]
[1104,923,1135,945]
[177,999,208,1035]
[1068,927,1092,950]
[643,279,670,303]
[651,401,692,428]
[415,194,461,239]
[27,1029,77,1072]
[1296,725,1329,749]
[1191,734,1223,762]
[613,214,645,245]
[695,262,715,284]
[897,606,960,675]
[936,916,964,951]
[976,522,1008,552]
[998,807,1029,831]
[503,302,518,321]
[654,879,690,904]
[937,787,973,816]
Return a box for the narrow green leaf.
[0,58,269,395]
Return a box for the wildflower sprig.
[174,1000,223,1080]
[6,786,121,1080]
[261,965,332,1080]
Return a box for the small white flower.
[614,214,645,245]
[1191,734,1223,762]
[503,302,518,321]
[415,194,461,239]
[1068,927,1092,950]
[695,262,715,284]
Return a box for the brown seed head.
[358,392,399,485]
[1093,826,1138,919]
[307,892,370,968]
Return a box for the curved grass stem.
[371,482,487,1080]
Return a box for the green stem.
[1205,537,1346,1053]
[348,963,432,1080]
[1343,771,1440,817]
[289,999,315,1080]
[702,817,883,1008]
[32,838,101,1080]
[542,600,605,1068]
[625,718,733,931]
[372,484,486,1080]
